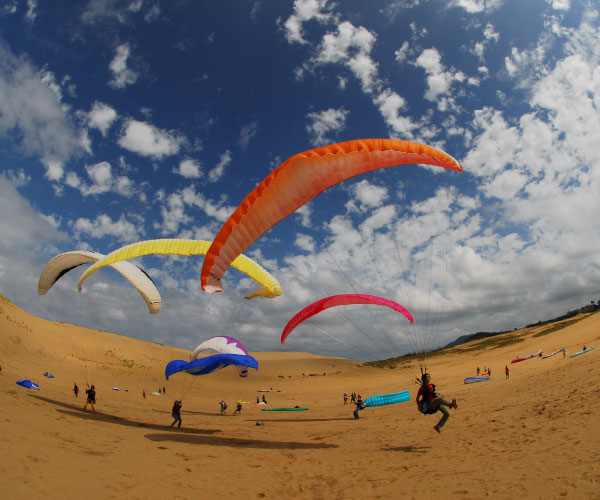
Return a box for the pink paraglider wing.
[280,294,413,345]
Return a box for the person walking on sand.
[344,392,348,405]
[83,384,96,413]
[171,400,182,428]
[233,401,243,415]
[220,400,227,415]
[416,373,457,434]
[73,383,79,397]
[142,389,146,399]
[476,366,480,375]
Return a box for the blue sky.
[0,0,598,361]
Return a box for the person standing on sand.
[220,400,227,414]
[353,395,365,419]
[83,385,96,413]
[171,400,182,428]
[477,367,480,375]
[563,348,566,358]
[73,383,79,397]
[416,373,457,434]
[344,393,348,405]
[505,365,509,379]
[143,389,146,399]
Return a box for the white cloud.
[25,0,37,23]
[65,162,136,197]
[108,44,138,89]
[43,160,65,182]
[72,213,142,242]
[6,169,31,187]
[305,107,349,144]
[481,169,529,199]
[374,88,421,140]
[449,0,505,13]
[118,120,183,158]
[347,179,389,212]
[88,101,117,136]
[547,0,570,10]
[394,41,411,64]
[294,204,313,228]
[414,48,474,112]
[174,159,203,179]
[0,44,82,169]
[154,191,191,235]
[281,0,336,44]
[313,21,380,93]
[239,122,258,149]
[295,233,316,252]
[208,150,232,183]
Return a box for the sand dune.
[1,293,599,499]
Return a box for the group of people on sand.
[76,374,459,435]
[343,392,360,405]
[476,366,492,376]
[218,399,244,415]
[256,395,268,404]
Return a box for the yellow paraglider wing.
[77,239,281,299]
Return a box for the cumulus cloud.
[72,213,142,242]
[448,0,506,13]
[548,0,570,10]
[281,0,336,44]
[118,120,183,158]
[239,122,258,149]
[108,44,138,89]
[64,162,135,197]
[295,233,316,252]
[305,107,349,144]
[174,159,203,179]
[312,21,380,93]
[208,150,231,182]
[87,101,117,136]
[414,48,476,112]
[0,43,82,172]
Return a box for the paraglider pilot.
[416,373,457,433]
[171,400,182,428]
[353,395,366,419]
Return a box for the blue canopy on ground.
[16,379,40,390]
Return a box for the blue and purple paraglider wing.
[165,353,258,380]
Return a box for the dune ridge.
[1,294,599,499]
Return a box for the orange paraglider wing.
[201,139,462,293]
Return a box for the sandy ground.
[1,293,599,499]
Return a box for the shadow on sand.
[382,445,430,453]
[145,433,338,449]
[30,394,220,435]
